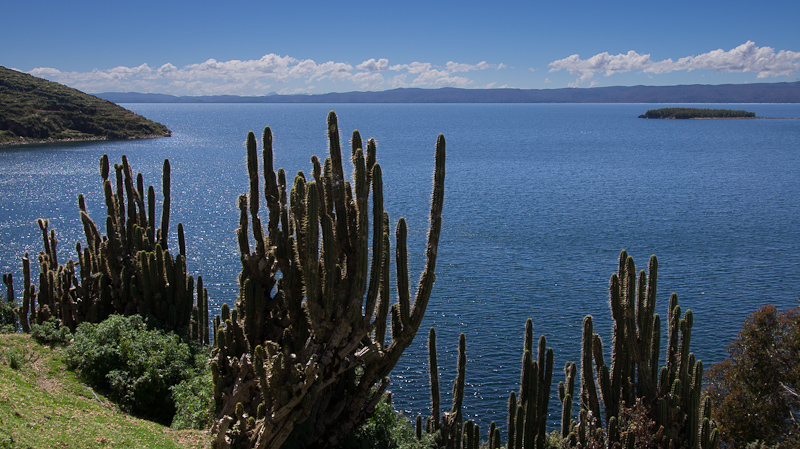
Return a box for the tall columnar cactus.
[429,327,442,434]
[211,111,445,448]
[559,361,577,440]
[419,252,715,449]
[443,333,467,449]
[423,330,467,449]
[512,318,554,449]
[569,250,718,449]
[425,320,554,449]
[6,155,208,342]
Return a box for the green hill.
[0,66,170,146]
[0,333,207,448]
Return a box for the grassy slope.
[0,66,170,146]
[0,333,208,448]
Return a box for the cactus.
[6,155,207,342]
[424,320,554,449]
[429,327,442,433]
[211,112,445,448]
[568,251,718,449]
[507,391,517,449]
[560,361,577,439]
[424,331,468,449]
[511,319,553,449]
[443,333,467,449]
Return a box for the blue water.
[2,103,799,430]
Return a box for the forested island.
[638,107,756,119]
[0,66,170,146]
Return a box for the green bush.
[30,318,72,346]
[64,314,206,425]
[340,397,433,449]
[170,361,213,430]
[706,304,800,447]
[0,294,17,333]
[2,347,29,370]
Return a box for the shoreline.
[0,133,171,148]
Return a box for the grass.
[0,333,209,448]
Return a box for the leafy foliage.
[0,293,17,333]
[30,317,73,346]
[638,108,756,119]
[705,304,800,447]
[64,314,207,425]
[0,66,170,145]
[170,366,214,430]
[340,397,434,449]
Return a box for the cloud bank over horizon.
[26,55,506,96]
[549,41,800,87]
[21,42,800,95]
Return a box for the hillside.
[0,66,170,146]
[97,81,800,104]
[0,333,207,447]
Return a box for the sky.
[2,0,799,96]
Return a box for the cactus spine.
[211,112,445,448]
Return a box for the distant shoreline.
[96,81,800,104]
[0,134,169,148]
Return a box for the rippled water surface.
[2,103,799,428]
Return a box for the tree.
[705,304,800,447]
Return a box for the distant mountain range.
[96,81,800,104]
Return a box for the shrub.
[705,304,800,447]
[30,318,73,346]
[340,396,433,449]
[2,347,29,370]
[0,293,17,333]
[64,314,206,425]
[170,362,213,430]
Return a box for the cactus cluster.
[564,251,718,448]
[419,329,468,449]
[5,155,208,342]
[422,251,718,449]
[210,111,445,448]
[509,319,554,449]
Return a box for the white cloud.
[26,54,506,95]
[352,72,384,90]
[409,69,472,88]
[445,61,504,72]
[389,61,432,73]
[390,74,408,88]
[356,58,389,72]
[549,41,800,85]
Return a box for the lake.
[2,103,799,428]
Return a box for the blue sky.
[3,0,799,95]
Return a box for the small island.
[638,107,756,119]
[0,66,171,146]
